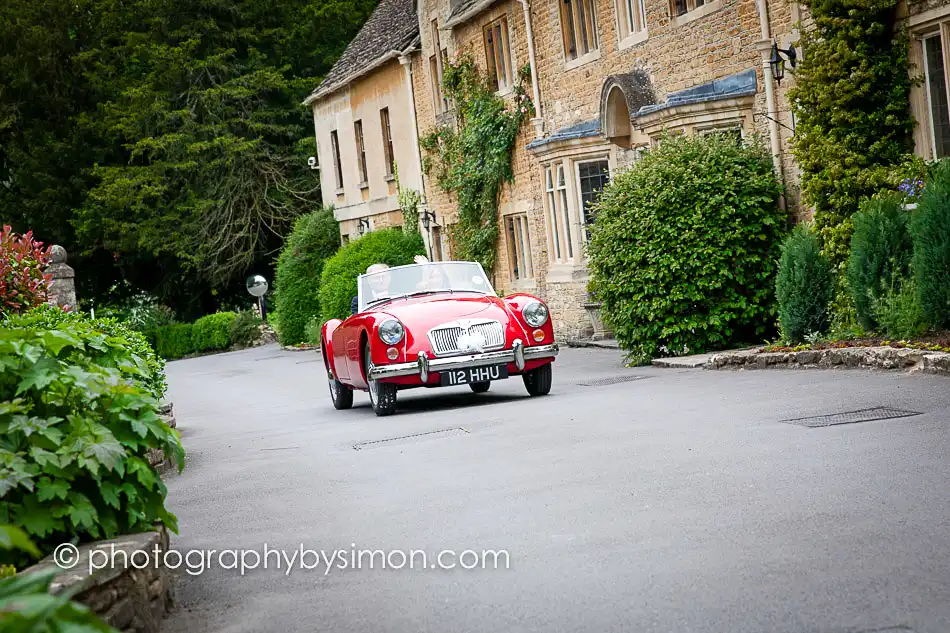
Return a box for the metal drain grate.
[353,427,468,451]
[577,375,650,387]
[781,407,923,428]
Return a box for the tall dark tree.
[0,0,376,315]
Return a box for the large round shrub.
[5,304,167,399]
[192,312,238,352]
[847,194,914,332]
[911,160,950,328]
[273,208,340,346]
[319,229,425,323]
[587,134,785,362]
[776,224,834,343]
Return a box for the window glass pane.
[673,0,687,16]
[547,189,561,260]
[330,130,343,189]
[576,0,589,54]
[506,217,520,279]
[517,217,531,278]
[925,35,950,158]
[556,165,573,258]
[578,160,610,239]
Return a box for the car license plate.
[440,364,508,386]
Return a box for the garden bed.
[762,333,950,354]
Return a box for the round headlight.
[523,301,549,327]
[378,319,405,345]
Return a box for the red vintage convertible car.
[320,261,559,416]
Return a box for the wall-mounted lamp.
[307,156,319,170]
[357,218,370,236]
[769,42,797,84]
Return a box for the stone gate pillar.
[45,245,76,310]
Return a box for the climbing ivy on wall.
[788,0,918,267]
[419,54,533,273]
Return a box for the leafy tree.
[789,1,915,266]
[273,208,340,346]
[0,0,378,315]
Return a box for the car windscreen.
[357,262,495,312]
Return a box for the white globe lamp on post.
[246,274,269,322]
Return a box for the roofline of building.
[443,0,497,28]
[302,36,420,107]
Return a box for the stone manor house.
[305,0,950,339]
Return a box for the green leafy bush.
[229,310,263,348]
[4,304,167,400]
[319,229,425,323]
[586,134,785,363]
[273,208,340,346]
[151,324,196,360]
[192,312,237,352]
[1,525,116,632]
[911,161,950,328]
[304,315,322,347]
[873,277,927,339]
[94,285,175,334]
[788,2,915,265]
[0,325,184,568]
[847,195,914,332]
[776,224,834,343]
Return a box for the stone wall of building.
[413,0,804,340]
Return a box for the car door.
[331,319,351,381]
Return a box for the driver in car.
[351,263,391,315]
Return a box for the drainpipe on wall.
[516,0,544,139]
[755,0,786,208]
[398,50,427,205]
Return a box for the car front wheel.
[328,373,354,410]
[365,346,397,416]
[522,363,552,397]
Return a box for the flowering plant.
[0,225,52,317]
[898,177,924,200]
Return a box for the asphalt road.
[159,344,950,633]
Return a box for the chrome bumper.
[367,339,559,381]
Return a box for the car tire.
[328,375,353,410]
[469,381,491,393]
[365,346,397,416]
[522,363,552,396]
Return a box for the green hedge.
[318,229,425,323]
[847,195,914,332]
[4,304,167,399]
[152,323,196,359]
[586,133,785,362]
[273,208,340,346]
[0,324,183,568]
[776,224,834,343]
[911,161,950,328]
[192,312,237,352]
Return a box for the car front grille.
[429,320,505,356]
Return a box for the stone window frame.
[560,0,601,70]
[504,213,534,283]
[483,14,514,94]
[908,10,950,160]
[615,0,648,51]
[669,0,722,28]
[541,150,614,271]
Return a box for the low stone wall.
[707,346,950,375]
[26,529,173,633]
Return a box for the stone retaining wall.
[26,529,173,633]
[707,346,950,375]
